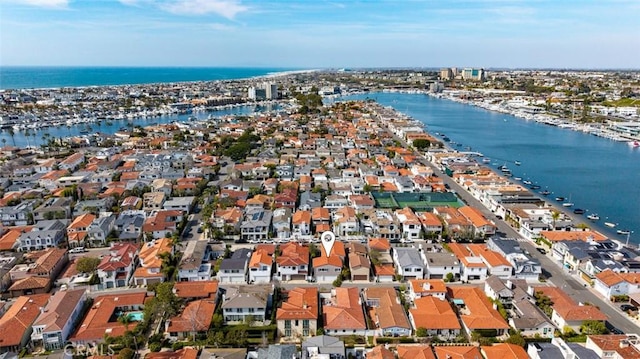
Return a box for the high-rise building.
[461,68,485,81]
[264,83,278,100]
[249,83,278,100]
[439,68,453,80]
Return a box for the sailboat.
[562,194,574,207]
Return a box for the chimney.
[620,340,630,348]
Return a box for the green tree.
[412,139,431,151]
[416,327,428,337]
[117,348,135,359]
[154,282,182,317]
[505,332,526,347]
[76,256,101,274]
[369,249,381,266]
[309,243,320,258]
[580,320,608,335]
[211,313,224,328]
[444,272,455,283]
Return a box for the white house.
[31,289,87,350]
[248,249,272,284]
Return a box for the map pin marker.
[321,231,336,257]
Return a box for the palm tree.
[118,313,133,332]
[551,210,561,230]
[1,138,6,148]
[24,129,31,148]
[7,128,15,146]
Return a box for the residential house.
[0,294,51,353]
[143,210,183,239]
[217,248,251,283]
[302,336,345,359]
[393,247,425,280]
[8,248,68,297]
[332,206,359,237]
[534,286,608,333]
[395,207,422,242]
[87,214,116,247]
[97,242,138,289]
[487,237,542,280]
[66,213,96,248]
[408,279,447,301]
[276,243,309,281]
[17,219,67,251]
[396,345,436,359]
[349,253,371,282]
[165,299,215,341]
[249,249,273,284]
[276,287,319,338]
[409,296,461,340]
[323,287,368,336]
[149,348,200,359]
[173,280,219,301]
[484,276,514,309]
[133,237,172,286]
[433,347,483,359]
[178,240,214,282]
[449,286,510,337]
[272,208,292,240]
[212,207,243,234]
[70,292,147,345]
[510,287,555,338]
[274,189,297,209]
[31,289,86,350]
[423,251,461,280]
[594,269,640,299]
[458,206,496,237]
[311,207,331,235]
[448,243,488,282]
[58,152,84,171]
[255,345,297,359]
[292,210,312,236]
[466,244,513,279]
[240,209,272,242]
[367,238,393,264]
[114,211,145,241]
[433,206,473,239]
[585,334,640,359]
[313,250,343,283]
[143,192,166,213]
[363,287,412,337]
[480,344,529,359]
[220,284,272,325]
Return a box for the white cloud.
[9,0,68,8]
[162,0,248,19]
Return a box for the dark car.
[536,247,547,254]
[621,304,638,312]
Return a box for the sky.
[1,0,639,68]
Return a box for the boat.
[540,190,551,196]
[562,202,574,207]
[573,208,585,214]
[523,180,532,185]
[628,140,640,148]
[514,177,522,181]
[514,160,521,166]
[530,184,541,190]
[617,229,630,235]
[587,213,600,220]
[555,197,565,202]
[604,222,616,228]
[482,158,491,163]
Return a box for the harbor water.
[345,92,640,246]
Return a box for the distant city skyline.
[1,0,639,69]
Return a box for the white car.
[69,247,86,254]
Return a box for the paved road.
[383,124,640,333]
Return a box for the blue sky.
[1,0,639,68]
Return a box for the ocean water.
[0,66,302,90]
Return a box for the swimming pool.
[127,311,144,321]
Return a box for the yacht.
[604,222,616,228]
[587,213,600,221]
[540,190,551,196]
[617,229,630,235]
[562,202,574,207]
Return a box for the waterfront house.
[323,287,368,336]
[165,299,215,341]
[217,248,250,283]
[178,240,214,282]
[69,292,147,345]
[363,287,411,337]
[133,237,172,286]
[275,242,309,281]
[409,296,461,340]
[393,247,425,280]
[31,289,86,350]
[97,242,138,289]
[220,284,272,325]
[276,287,319,338]
[0,294,51,353]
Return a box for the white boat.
[515,160,521,166]
[628,141,640,148]
[604,222,616,228]
[482,158,491,163]
[587,214,600,221]
[562,202,574,207]
[617,229,630,235]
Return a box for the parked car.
[536,247,547,254]
[620,304,637,312]
[69,247,86,254]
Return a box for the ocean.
[0,66,303,90]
